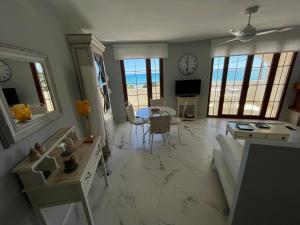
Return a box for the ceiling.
[49,0,300,43]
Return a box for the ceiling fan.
[222,5,297,44]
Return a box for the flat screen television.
[175,79,201,96]
[2,88,19,106]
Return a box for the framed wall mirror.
[0,43,61,148]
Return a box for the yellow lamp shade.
[75,100,91,116]
[11,104,32,121]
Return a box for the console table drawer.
[237,132,267,139]
[82,145,101,195]
[267,134,289,141]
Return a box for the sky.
[124,58,160,73]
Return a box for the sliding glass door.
[222,55,247,116]
[208,52,297,119]
[122,59,148,111]
[265,52,295,118]
[243,54,273,116]
[208,57,225,116]
[120,58,163,111]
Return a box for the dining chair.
[150,98,165,107]
[125,104,147,140]
[149,114,171,153]
[170,102,188,143]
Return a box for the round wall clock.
[178,53,198,75]
[0,60,12,82]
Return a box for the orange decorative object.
[75,100,91,116]
[11,104,32,121]
[75,100,94,143]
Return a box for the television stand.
[177,96,199,121]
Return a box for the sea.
[125,68,267,88]
[125,73,160,88]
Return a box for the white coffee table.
[226,121,291,141]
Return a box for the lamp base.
[83,134,94,143]
[60,149,73,157]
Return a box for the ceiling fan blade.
[218,38,239,45]
[257,27,296,36]
[229,29,241,37]
[277,27,294,32]
[256,30,278,35]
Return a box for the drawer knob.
[249,134,252,137]
[85,172,91,180]
[282,137,285,140]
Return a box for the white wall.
[163,41,211,117]
[0,1,83,225]
[1,59,40,105]
[104,40,212,122]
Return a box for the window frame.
[207,52,297,120]
[120,58,164,108]
[30,62,45,105]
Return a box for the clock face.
[0,60,12,82]
[178,54,198,75]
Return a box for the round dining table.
[136,106,176,119]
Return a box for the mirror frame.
[0,43,62,148]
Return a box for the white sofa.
[212,134,243,208]
[212,133,300,225]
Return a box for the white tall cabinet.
[67,34,115,155]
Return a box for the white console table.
[177,96,199,120]
[13,127,108,225]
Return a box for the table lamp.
[75,100,94,143]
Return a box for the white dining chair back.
[170,101,188,143]
[125,104,147,141]
[150,98,165,107]
[149,114,171,153]
[125,104,135,122]
[149,115,171,134]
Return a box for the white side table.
[177,96,199,120]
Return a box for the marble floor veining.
[66,119,229,225]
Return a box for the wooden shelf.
[182,117,196,121]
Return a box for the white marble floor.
[66,119,229,225]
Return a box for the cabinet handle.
[85,172,91,180]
